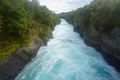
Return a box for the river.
[15,19,120,80]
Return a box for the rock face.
[72,22,120,72]
[0,37,46,80]
[60,0,120,71]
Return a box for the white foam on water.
[15,19,120,80]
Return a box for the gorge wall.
[60,0,120,72]
[0,0,60,80]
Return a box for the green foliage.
[0,0,60,61]
[61,0,120,35]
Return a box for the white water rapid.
[15,19,120,80]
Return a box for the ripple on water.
[15,19,120,80]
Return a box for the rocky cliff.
[0,0,60,80]
[74,23,120,72]
[0,36,50,80]
[60,0,120,72]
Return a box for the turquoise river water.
[15,19,120,80]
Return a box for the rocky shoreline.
[63,18,120,73]
[83,38,120,72]
[0,37,49,80]
[71,23,120,73]
[59,0,120,73]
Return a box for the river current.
[15,19,120,80]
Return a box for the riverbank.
[0,0,60,80]
[83,37,120,72]
[61,20,120,73]
[0,34,52,80]
[60,0,120,73]
[61,19,120,73]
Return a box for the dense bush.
[0,0,60,61]
[61,0,120,34]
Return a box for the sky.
[38,0,93,13]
